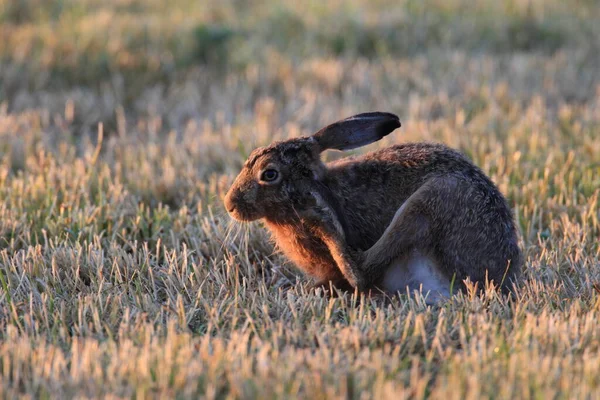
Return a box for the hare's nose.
[223,191,237,213]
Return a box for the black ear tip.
[378,113,401,134]
[376,111,400,125]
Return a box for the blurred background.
[2,0,599,127]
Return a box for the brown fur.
[224,112,522,295]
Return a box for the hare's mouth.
[226,205,260,222]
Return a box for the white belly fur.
[381,250,450,304]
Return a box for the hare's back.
[330,142,474,174]
[327,142,483,196]
[369,142,474,170]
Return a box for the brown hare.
[224,112,521,302]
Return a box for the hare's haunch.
[224,112,521,302]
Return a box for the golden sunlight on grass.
[0,0,599,398]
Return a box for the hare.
[224,112,521,302]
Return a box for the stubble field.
[0,0,599,398]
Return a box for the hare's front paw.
[297,206,322,222]
[299,207,345,239]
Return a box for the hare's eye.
[260,169,279,182]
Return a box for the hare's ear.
[312,112,400,152]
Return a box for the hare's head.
[224,112,400,222]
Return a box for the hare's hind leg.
[317,177,450,292]
[358,177,460,294]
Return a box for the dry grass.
[0,0,599,398]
